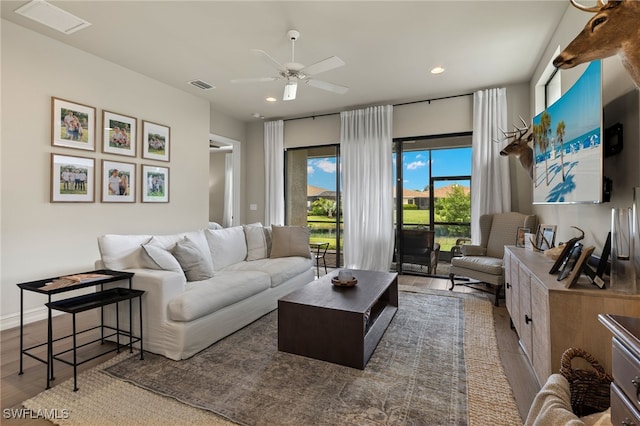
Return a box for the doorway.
[209,133,241,227]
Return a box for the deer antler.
[570,0,607,12]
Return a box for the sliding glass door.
[285,145,342,268]
[394,135,472,272]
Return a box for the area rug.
[23,290,522,426]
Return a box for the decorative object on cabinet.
[142,121,170,162]
[102,110,137,157]
[549,226,585,274]
[50,154,95,203]
[559,347,613,417]
[101,160,135,203]
[611,207,637,294]
[516,227,530,248]
[536,224,557,251]
[51,97,96,151]
[564,246,595,288]
[141,164,169,203]
[449,212,536,306]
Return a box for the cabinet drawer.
[611,383,640,426]
[613,337,640,414]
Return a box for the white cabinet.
[504,246,640,385]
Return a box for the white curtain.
[222,153,233,228]
[264,120,284,226]
[471,88,510,243]
[340,105,394,271]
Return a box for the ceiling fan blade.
[301,56,345,76]
[252,49,287,73]
[305,78,349,94]
[230,77,278,84]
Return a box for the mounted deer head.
[553,0,640,88]
[497,118,534,180]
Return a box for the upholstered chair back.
[483,212,537,259]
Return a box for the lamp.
[283,79,298,101]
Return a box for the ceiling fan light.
[283,80,298,101]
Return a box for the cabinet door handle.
[525,315,532,324]
[506,283,511,289]
[633,376,640,401]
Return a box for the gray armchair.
[449,212,537,306]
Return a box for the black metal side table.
[17,269,142,390]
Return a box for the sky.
[307,146,472,191]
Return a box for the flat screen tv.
[533,60,603,204]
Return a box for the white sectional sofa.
[96,224,314,360]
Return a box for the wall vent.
[188,80,215,90]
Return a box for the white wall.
[1,21,211,328]
[529,7,640,252]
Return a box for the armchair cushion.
[451,255,503,275]
[460,245,486,256]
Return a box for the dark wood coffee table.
[278,269,398,369]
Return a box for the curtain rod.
[282,92,473,123]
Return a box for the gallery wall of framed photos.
[50,96,171,204]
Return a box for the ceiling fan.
[231,30,348,101]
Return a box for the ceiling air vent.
[15,0,91,35]
[188,80,215,90]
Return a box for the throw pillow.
[243,223,270,261]
[270,225,312,259]
[171,237,215,281]
[205,226,247,270]
[141,238,183,274]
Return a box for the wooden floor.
[1,273,540,424]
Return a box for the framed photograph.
[51,97,96,151]
[524,233,536,251]
[51,154,95,202]
[557,243,583,281]
[141,165,169,203]
[536,224,557,250]
[565,246,595,288]
[515,227,531,248]
[102,160,135,203]
[102,110,137,157]
[142,121,170,162]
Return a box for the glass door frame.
[393,132,472,274]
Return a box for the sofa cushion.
[167,271,270,322]
[205,226,247,270]
[141,238,183,274]
[224,256,314,287]
[98,234,152,270]
[451,255,503,275]
[270,225,311,259]
[172,237,215,282]
[243,223,270,261]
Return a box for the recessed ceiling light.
[15,0,91,35]
[430,66,445,75]
[265,97,277,102]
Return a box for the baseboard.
[0,306,64,331]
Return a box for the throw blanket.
[525,374,612,426]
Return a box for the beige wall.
[529,7,640,252]
[1,21,211,327]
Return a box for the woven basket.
[559,347,613,417]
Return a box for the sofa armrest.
[461,245,486,256]
[104,268,186,322]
